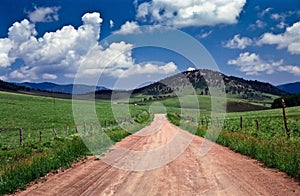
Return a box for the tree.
[272,94,300,108]
[205,87,209,95]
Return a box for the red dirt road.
[16,114,299,195]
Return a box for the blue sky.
[0,0,299,89]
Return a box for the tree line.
[272,94,300,108]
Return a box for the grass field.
[0,91,151,194]
[0,91,150,148]
[224,106,300,138]
[0,90,299,194]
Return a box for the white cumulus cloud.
[8,19,37,43]
[187,67,195,71]
[258,21,300,55]
[10,66,38,80]
[113,62,177,78]
[77,41,177,79]
[0,12,103,81]
[224,34,253,49]
[28,6,60,23]
[278,65,300,75]
[228,52,300,76]
[0,12,177,83]
[0,39,15,67]
[136,0,246,28]
[114,21,141,34]
[42,73,57,80]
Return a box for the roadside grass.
[167,106,300,181]
[0,136,88,194]
[0,91,151,195]
[195,128,300,181]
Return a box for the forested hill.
[132,69,289,99]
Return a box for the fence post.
[240,116,243,130]
[52,128,57,137]
[90,123,93,132]
[255,119,260,131]
[84,121,86,132]
[216,117,220,129]
[40,130,42,143]
[20,128,23,146]
[281,99,290,139]
[75,125,78,133]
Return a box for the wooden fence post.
[84,121,86,132]
[240,116,243,130]
[281,99,290,139]
[255,119,260,131]
[52,128,57,137]
[216,117,220,129]
[90,123,93,132]
[40,130,42,143]
[75,125,78,133]
[20,128,23,146]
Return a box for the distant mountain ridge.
[17,82,108,94]
[0,80,30,92]
[277,82,300,94]
[0,80,72,99]
[0,69,289,100]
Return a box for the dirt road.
[17,114,299,195]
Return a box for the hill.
[0,79,31,92]
[0,80,71,99]
[277,82,300,94]
[131,69,288,100]
[17,82,108,94]
[1,69,289,107]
